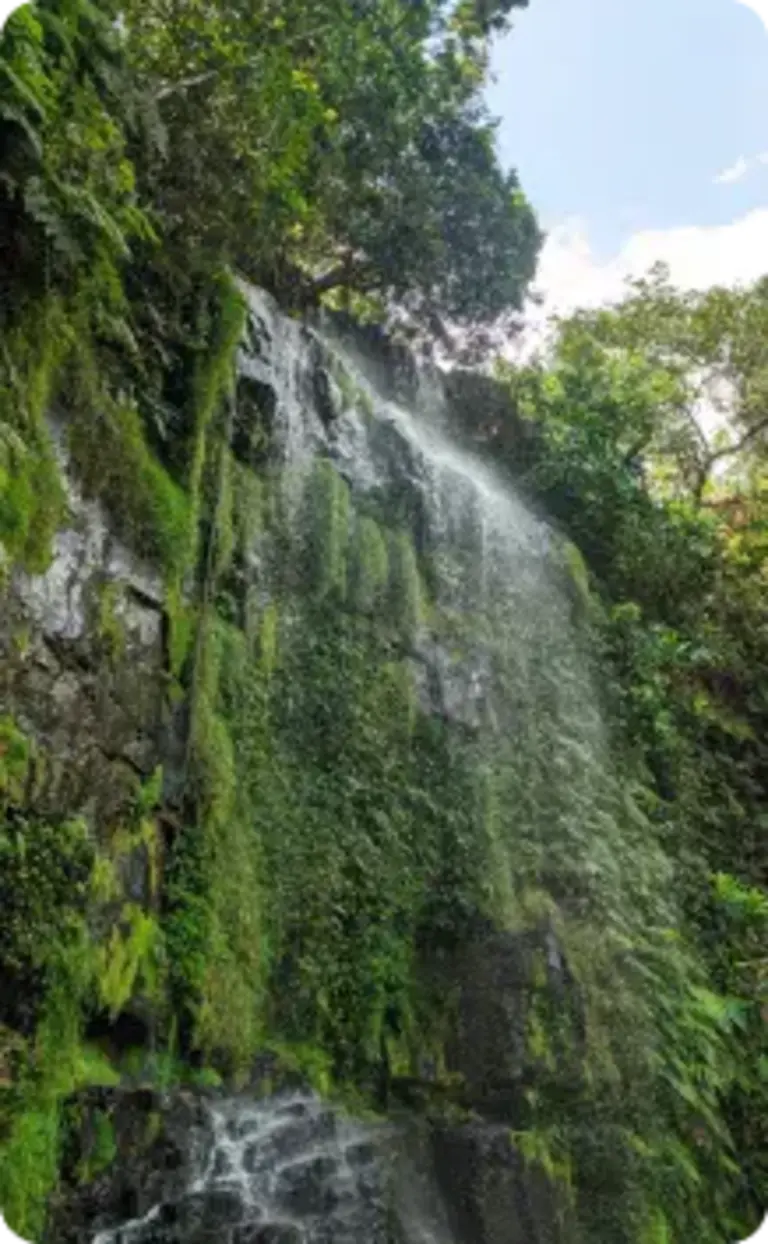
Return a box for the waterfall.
[79,286,676,1244]
[235,285,670,930]
[91,1092,448,1244]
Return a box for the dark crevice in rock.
[97,745,154,782]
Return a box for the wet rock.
[243,1141,269,1174]
[235,1225,303,1244]
[233,375,279,469]
[243,1109,336,1170]
[213,1147,235,1178]
[344,1140,376,1168]
[307,1192,390,1244]
[412,914,583,1117]
[275,1100,311,1121]
[409,640,492,730]
[47,1089,215,1243]
[174,1187,245,1230]
[0,448,165,832]
[312,363,339,428]
[274,1155,339,1216]
[430,1122,572,1244]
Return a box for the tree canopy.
[491,272,768,1238]
[1,0,539,350]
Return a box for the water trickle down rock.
[233,288,566,736]
[84,1093,399,1244]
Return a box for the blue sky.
[487,0,768,309]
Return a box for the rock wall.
[0,293,587,1244]
[1,425,167,834]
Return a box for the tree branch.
[694,412,768,504]
[152,70,219,103]
[707,413,768,469]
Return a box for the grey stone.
[274,1155,339,1217]
[235,1226,303,1244]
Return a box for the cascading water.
[76,286,676,1244]
[92,1093,403,1244]
[236,285,669,929]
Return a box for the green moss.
[261,1042,334,1099]
[11,627,32,660]
[0,303,69,573]
[0,931,115,1239]
[476,767,516,926]
[0,815,93,981]
[0,766,163,1234]
[203,595,482,1082]
[388,529,423,641]
[350,515,389,615]
[259,601,279,679]
[511,1126,574,1195]
[213,449,236,579]
[96,580,127,661]
[186,273,248,572]
[305,458,351,601]
[160,275,267,1071]
[233,463,265,558]
[76,1109,117,1184]
[0,718,31,806]
[167,612,266,1068]
[167,583,196,680]
[0,1101,61,1238]
[94,804,163,907]
[69,399,191,576]
[97,905,164,1019]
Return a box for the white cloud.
[734,0,768,36]
[714,152,768,184]
[715,156,751,184]
[509,208,768,372]
[0,0,25,31]
[531,208,768,320]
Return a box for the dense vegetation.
[497,269,768,1239]
[0,2,766,1243]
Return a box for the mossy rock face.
[49,1088,214,1243]
[416,915,585,1120]
[430,1121,578,1244]
[0,450,167,829]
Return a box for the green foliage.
[75,1109,117,1184]
[0,718,31,806]
[388,529,424,641]
[0,815,93,988]
[216,588,473,1079]
[0,916,116,1239]
[115,0,538,343]
[349,516,390,615]
[3,6,765,1242]
[187,275,247,511]
[96,905,164,1019]
[0,304,69,573]
[304,458,351,601]
[0,767,168,1234]
[69,394,191,575]
[163,283,265,1067]
[165,621,266,1066]
[0,0,155,312]
[95,580,127,661]
[493,275,768,1242]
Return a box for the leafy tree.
[118,0,540,342]
[494,272,768,1236]
[0,0,153,326]
[549,264,768,502]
